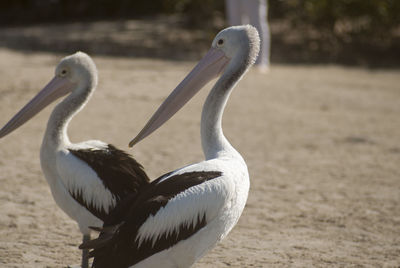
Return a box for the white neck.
[43,85,93,149]
[200,55,249,160]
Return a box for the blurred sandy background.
[0,2,399,267]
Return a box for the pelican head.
[129,25,260,147]
[0,51,97,139]
[56,52,98,94]
[211,25,260,67]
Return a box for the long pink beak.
[0,77,75,138]
[129,47,230,147]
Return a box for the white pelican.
[80,25,260,268]
[0,52,150,268]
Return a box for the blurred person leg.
[244,0,270,72]
[225,0,243,25]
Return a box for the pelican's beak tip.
[128,139,137,148]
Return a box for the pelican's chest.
[40,141,59,185]
[230,167,249,217]
[215,158,250,233]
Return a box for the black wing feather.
[80,170,222,268]
[68,144,150,221]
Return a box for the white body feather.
[40,139,115,234]
[134,155,249,268]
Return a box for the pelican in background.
[0,52,150,268]
[81,25,260,268]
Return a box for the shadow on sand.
[0,16,399,67]
[0,17,211,61]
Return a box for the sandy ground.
[0,45,399,268]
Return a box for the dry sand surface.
[0,47,399,268]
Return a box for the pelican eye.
[60,69,68,76]
[217,39,224,47]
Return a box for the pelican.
[80,25,260,268]
[0,52,150,268]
